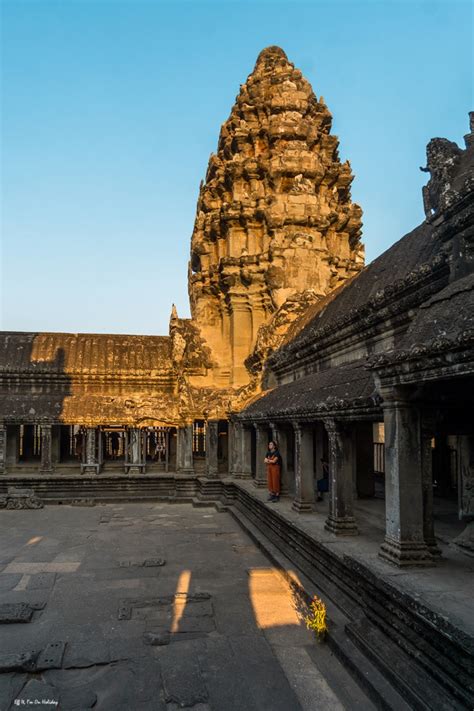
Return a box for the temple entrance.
[144,427,174,471]
[59,425,84,463]
[101,427,126,467]
[19,425,41,462]
[193,420,206,459]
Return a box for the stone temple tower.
[189,46,364,386]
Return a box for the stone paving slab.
[0,502,376,710]
[0,602,37,623]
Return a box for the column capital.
[323,418,346,436]
[379,385,417,409]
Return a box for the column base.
[292,499,313,513]
[82,466,98,475]
[253,479,266,488]
[324,515,358,536]
[127,466,143,475]
[177,468,194,475]
[40,467,54,474]
[206,468,219,478]
[426,538,442,557]
[379,536,433,567]
[233,471,253,480]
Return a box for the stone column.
[0,424,6,473]
[292,422,315,512]
[421,415,441,556]
[379,392,431,566]
[205,420,219,478]
[324,420,358,535]
[230,298,253,385]
[356,422,375,498]
[6,426,19,467]
[254,423,268,488]
[176,428,184,471]
[169,429,177,471]
[271,423,290,494]
[240,425,253,479]
[128,428,143,475]
[177,425,194,474]
[228,422,240,477]
[40,424,53,473]
[83,427,98,475]
[51,425,61,467]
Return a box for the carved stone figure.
[421,138,463,219]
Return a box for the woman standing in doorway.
[265,441,282,502]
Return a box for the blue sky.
[1,0,472,335]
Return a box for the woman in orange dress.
[265,441,282,502]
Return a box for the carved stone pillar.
[228,422,240,477]
[128,428,143,475]
[292,422,314,512]
[240,425,253,479]
[230,298,253,386]
[421,415,441,557]
[83,428,98,475]
[40,424,53,473]
[206,420,219,478]
[271,423,289,494]
[177,425,194,474]
[0,424,6,473]
[324,420,358,535]
[379,392,431,566]
[169,429,177,471]
[6,426,19,467]
[254,423,268,488]
[51,425,61,467]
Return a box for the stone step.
[226,482,474,709]
[346,619,468,710]
[228,504,411,711]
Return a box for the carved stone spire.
[189,46,364,385]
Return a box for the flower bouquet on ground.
[305,595,327,642]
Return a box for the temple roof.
[238,361,377,421]
[270,219,440,369]
[0,332,173,375]
[369,273,474,376]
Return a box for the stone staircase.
[226,483,474,711]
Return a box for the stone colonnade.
[0,420,228,478]
[0,402,449,568]
[233,398,442,566]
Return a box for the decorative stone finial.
[255,46,288,65]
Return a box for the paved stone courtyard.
[0,503,375,710]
